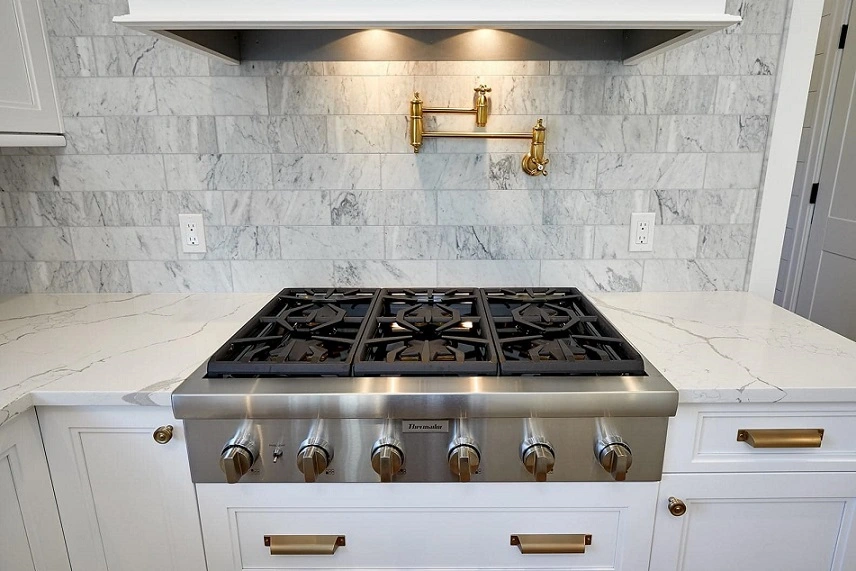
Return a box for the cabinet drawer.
[198,483,658,571]
[664,404,856,473]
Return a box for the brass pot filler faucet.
[409,84,549,176]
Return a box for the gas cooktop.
[205,287,644,378]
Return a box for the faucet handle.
[474,84,492,94]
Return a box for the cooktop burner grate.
[207,288,379,377]
[482,287,645,375]
[352,288,498,375]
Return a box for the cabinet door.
[0,410,70,571]
[39,407,206,571]
[0,0,62,134]
[651,473,856,571]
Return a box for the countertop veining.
[2,291,856,427]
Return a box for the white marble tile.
[128,261,232,292]
[216,116,328,154]
[62,118,110,154]
[0,228,74,261]
[58,78,157,116]
[490,225,593,260]
[487,153,598,190]
[0,157,59,192]
[280,226,384,259]
[380,154,490,190]
[663,34,782,76]
[105,117,217,154]
[209,60,324,77]
[26,261,131,293]
[0,263,29,293]
[230,260,336,291]
[92,36,209,76]
[697,224,753,258]
[223,191,331,226]
[597,154,706,190]
[49,37,95,77]
[540,260,643,291]
[155,77,268,115]
[323,61,436,76]
[176,226,279,260]
[704,153,764,189]
[437,191,542,225]
[715,76,775,114]
[550,56,665,76]
[651,188,758,225]
[273,154,380,190]
[384,226,493,260]
[56,155,166,191]
[604,76,717,114]
[551,116,658,153]
[657,115,769,153]
[267,76,397,115]
[593,225,700,259]
[725,0,789,34]
[492,76,606,114]
[164,154,272,191]
[332,260,437,287]
[642,259,748,291]
[432,61,549,76]
[437,260,539,287]
[43,0,134,36]
[327,115,412,154]
[543,189,650,225]
[330,190,436,226]
[70,227,177,261]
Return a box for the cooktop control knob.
[296,438,333,483]
[594,419,633,481]
[448,437,481,482]
[219,425,259,484]
[371,437,404,482]
[520,437,555,482]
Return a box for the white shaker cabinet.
[0,409,70,571]
[651,404,856,570]
[0,0,64,145]
[39,407,207,571]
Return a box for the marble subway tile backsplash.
[0,0,784,293]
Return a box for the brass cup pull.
[153,425,173,444]
[264,535,345,555]
[736,428,824,448]
[510,534,591,554]
[668,497,687,517]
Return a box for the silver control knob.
[448,437,480,482]
[520,437,555,482]
[220,445,255,484]
[371,437,404,482]
[296,438,333,483]
[594,419,633,482]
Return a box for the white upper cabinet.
[0,0,64,146]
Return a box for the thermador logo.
[402,420,450,433]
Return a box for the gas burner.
[353,288,498,375]
[483,287,644,375]
[207,288,378,377]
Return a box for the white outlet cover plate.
[629,212,655,252]
[179,213,206,253]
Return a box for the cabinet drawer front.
[664,405,856,473]
[198,483,658,571]
[235,507,617,569]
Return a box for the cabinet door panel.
[39,407,206,571]
[651,473,856,571]
[0,0,62,133]
[0,410,70,571]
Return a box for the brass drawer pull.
[152,425,173,444]
[737,428,824,448]
[510,534,592,554]
[264,535,345,555]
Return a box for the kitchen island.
[2,291,856,571]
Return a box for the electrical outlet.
[178,213,206,254]
[629,212,655,252]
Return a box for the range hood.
[113,0,740,65]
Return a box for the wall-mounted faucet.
[408,86,549,177]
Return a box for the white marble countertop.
[2,291,856,428]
